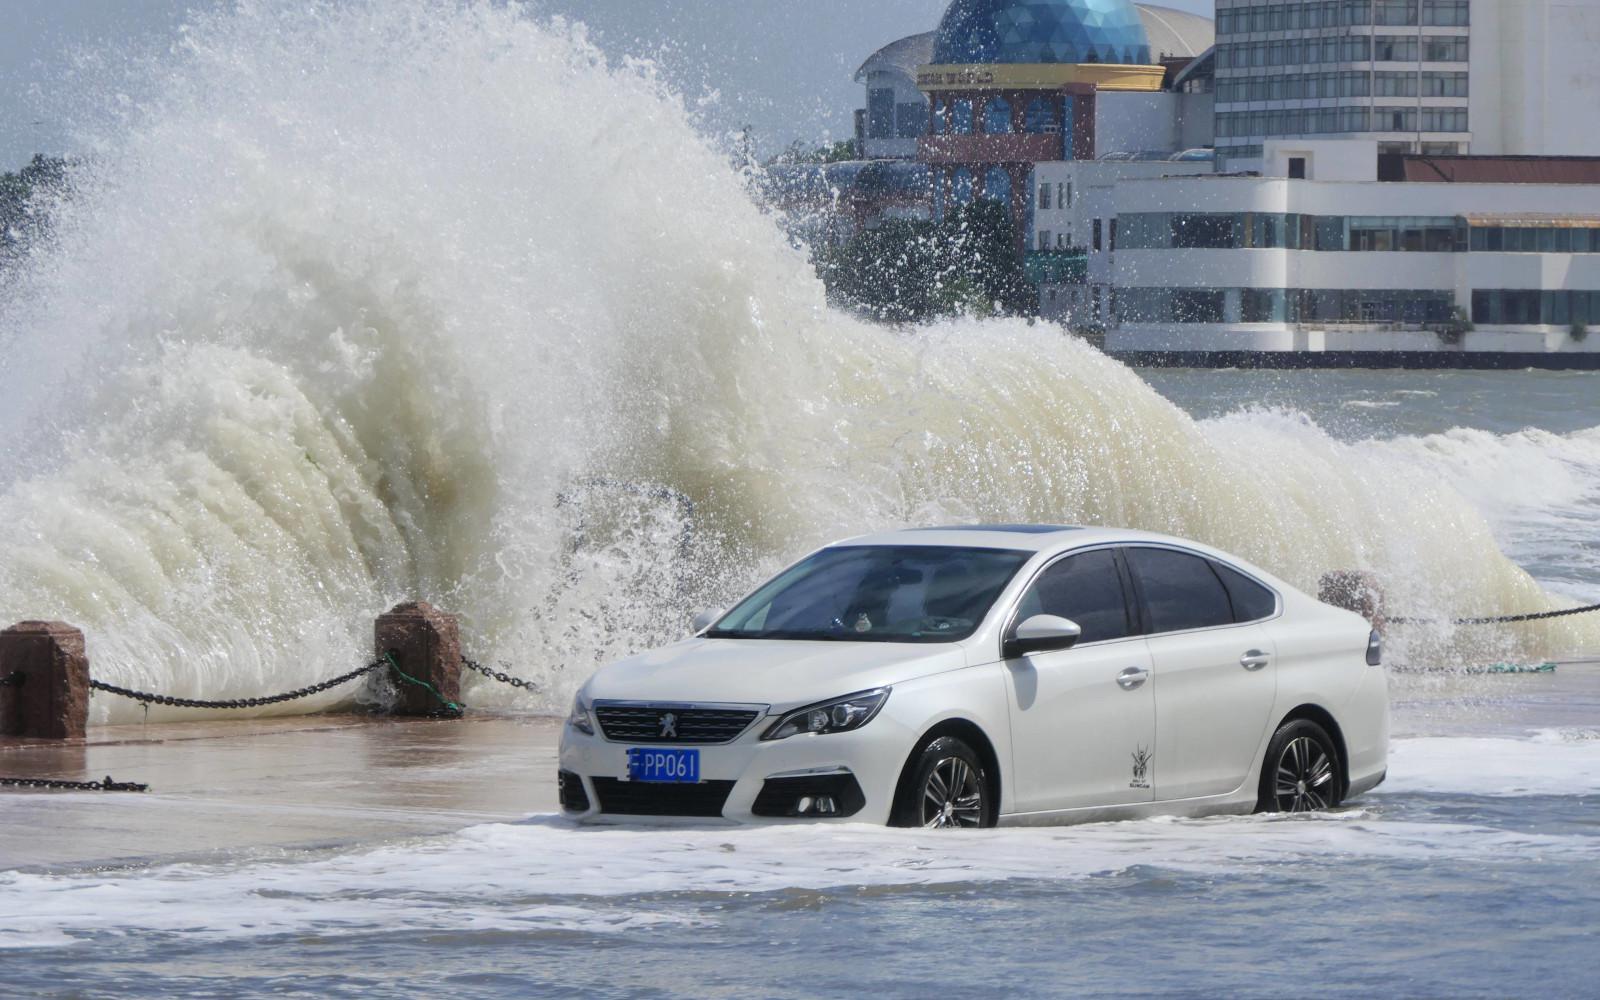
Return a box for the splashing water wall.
[1,3,1595,723]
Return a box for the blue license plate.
[627,747,700,783]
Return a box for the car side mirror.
[1005,614,1083,658]
[690,608,724,634]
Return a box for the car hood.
[582,638,972,710]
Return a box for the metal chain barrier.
[1390,601,1600,627]
[3,655,466,793]
[88,659,390,710]
[461,656,543,692]
[0,775,148,792]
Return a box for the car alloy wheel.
[1257,718,1343,814]
[1274,735,1337,812]
[920,755,984,828]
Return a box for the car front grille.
[593,704,762,745]
[590,778,736,817]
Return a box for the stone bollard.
[0,621,90,740]
[374,602,462,717]
[1319,571,1388,632]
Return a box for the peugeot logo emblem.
[659,712,678,739]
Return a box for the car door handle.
[1240,650,1271,671]
[1116,666,1150,690]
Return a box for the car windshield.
[705,545,1031,643]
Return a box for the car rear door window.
[1211,561,1277,622]
[1126,548,1235,634]
[1016,549,1133,644]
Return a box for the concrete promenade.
[0,713,561,870]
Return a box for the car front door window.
[1017,549,1133,643]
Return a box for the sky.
[0,0,1212,172]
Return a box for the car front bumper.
[557,719,909,825]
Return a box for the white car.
[557,525,1389,828]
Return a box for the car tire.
[891,735,993,829]
[1256,719,1343,814]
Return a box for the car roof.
[830,524,1189,555]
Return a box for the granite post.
[0,621,90,740]
[374,602,462,716]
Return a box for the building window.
[984,166,1011,205]
[1374,35,1419,61]
[1024,97,1057,134]
[983,97,1013,135]
[1039,183,1051,210]
[1122,287,1455,325]
[1373,0,1418,25]
[896,101,928,139]
[1288,157,1307,180]
[1173,289,1225,323]
[867,89,895,139]
[1422,72,1469,97]
[1039,230,1052,252]
[1375,107,1417,132]
[1421,108,1468,132]
[951,99,974,135]
[1471,226,1600,253]
[1092,218,1103,251]
[1423,35,1469,62]
[952,167,974,205]
[1422,0,1470,26]
[1375,72,1419,97]
[1470,289,1593,326]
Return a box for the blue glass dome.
[932,0,1153,66]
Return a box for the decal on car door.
[1130,746,1153,789]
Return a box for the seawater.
[2,5,1599,997]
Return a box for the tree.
[816,199,1034,323]
[1,154,68,265]
[768,139,859,166]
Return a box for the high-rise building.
[1214,0,1600,172]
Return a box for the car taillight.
[1366,629,1383,667]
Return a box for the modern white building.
[1040,139,1600,364]
[1029,155,1216,320]
[1213,0,1600,171]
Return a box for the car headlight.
[567,692,595,735]
[761,689,890,741]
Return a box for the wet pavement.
[0,714,561,870]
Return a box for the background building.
[1213,0,1600,171]
[828,0,1600,364]
[1099,139,1600,362]
[856,3,1215,163]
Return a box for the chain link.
[88,659,388,710]
[0,774,148,792]
[0,670,22,688]
[462,657,542,692]
[1390,601,1600,626]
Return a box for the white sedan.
[557,525,1389,827]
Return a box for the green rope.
[383,651,464,715]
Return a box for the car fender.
[872,660,1014,815]
[1255,607,1381,784]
